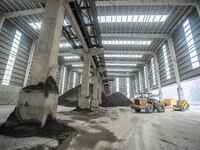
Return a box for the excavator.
[131,93,165,113]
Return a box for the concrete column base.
[78,97,90,109]
[177,87,184,100]
[91,99,99,108]
[99,98,102,105]
[159,91,163,101]
[16,91,58,127]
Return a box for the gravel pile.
[58,85,132,107]
[107,92,133,107]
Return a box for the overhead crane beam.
[95,0,197,6]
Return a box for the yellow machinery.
[131,93,165,113]
[173,100,190,111]
[160,99,174,108]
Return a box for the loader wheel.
[134,109,141,112]
[156,103,165,112]
[145,103,154,113]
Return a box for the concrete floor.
[1,105,200,150]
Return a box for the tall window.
[72,72,77,88]
[183,19,199,69]
[126,78,130,98]
[143,66,147,88]
[162,44,171,79]
[151,58,156,85]
[61,67,66,94]
[139,72,142,91]
[2,30,22,85]
[116,78,119,92]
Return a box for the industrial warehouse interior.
[0,0,200,150]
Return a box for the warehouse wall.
[0,20,33,104]
[172,9,200,81]
[0,20,66,104]
[157,42,176,86]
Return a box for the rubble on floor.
[0,112,77,148]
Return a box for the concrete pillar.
[0,15,5,31]
[91,71,99,108]
[78,53,91,109]
[168,35,184,99]
[23,40,37,87]
[30,0,65,84]
[196,2,200,18]
[153,55,163,100]
[58,64,64,94]
[98,78,102,105]
[16,0,65,127]
[145,64,151,92]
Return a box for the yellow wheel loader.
[131,93,165,113]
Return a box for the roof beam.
[2,8,44,18]
[95,0,197,6]
[105,50,155,55]
[59,48,104,56]
[101,33,168,39]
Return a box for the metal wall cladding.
[0,20,32,87]
[157,42,176,87]
[173,9,200,81]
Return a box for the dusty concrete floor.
[1,105,200,150]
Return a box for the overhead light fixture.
[98,15,168,23]
[104,54,142,58]
[102,40,151,45]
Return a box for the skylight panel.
[138,15,144,22]
[107,68,133,72]
[106,16,112,22]
[72,64,83,67]
[59,43,70,48]
[112,16,117,22]
[160,15,168,22]
[106,63,136,66]
[104,54,142,58]
[102,40,151,45]
[64,56,79,60]
[132,15,139,22]
[98,15,168,23]
[116,16,122,22]
[127,16,133,22]
[153,15,162,22]
[122,16,127,22]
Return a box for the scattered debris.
[0,114,77,145]
[22,76,59,97]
